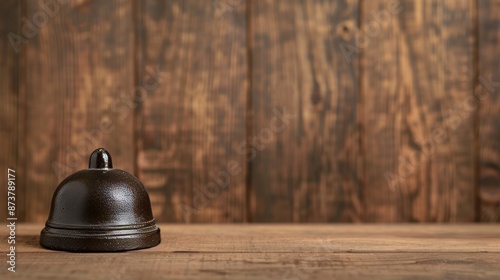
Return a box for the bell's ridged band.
[45,219,157,230]
[40,220,161,252]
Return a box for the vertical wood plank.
[362,0,476,222]
[478,0,500,222]
[24,0,135,222]
[137,0,248,222]
[250,0,361,222]
[0,0,21,221]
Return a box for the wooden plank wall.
[22,0,135,222]
[478,0,500,222]
[136,0,247,222]
[249,0,361,222]
[0,0,23,220]
[362,0,476,222]
[0,0,498,223]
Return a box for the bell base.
[40,225,161,252]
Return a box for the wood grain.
[24,0,135,222]
[362,0,476,222]
[1,224,499,279]
[478,0,500,222]
[136,0,248,222]
[249,0,361,222]
[0,0,22,221]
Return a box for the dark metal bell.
[40,148,161,252]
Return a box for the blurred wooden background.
[0,0,499,223]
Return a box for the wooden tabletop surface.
[1,224,499,279]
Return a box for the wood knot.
[336,20,356,41]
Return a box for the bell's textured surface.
[40,148,161,252]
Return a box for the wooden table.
[1,224,499,279]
